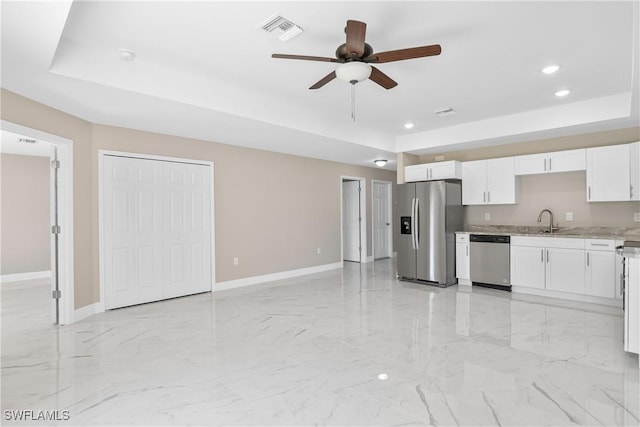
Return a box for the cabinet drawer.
[510,236,584,249]
[585,239,616,251]
[456,233,469,243]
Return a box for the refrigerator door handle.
[411,198,416,250]
[414,198,420,250]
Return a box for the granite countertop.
[457,225,640,241]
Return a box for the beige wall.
[414,127,640,228]
[2,89,93,306]
[1,89,395,308]
[418,127,640,163]
[0,154,51,275]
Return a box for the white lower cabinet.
[511,236,621,304]
[455,233,471,285]
[510,246,546,289]
[546,248,585,294]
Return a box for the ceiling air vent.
[257,13,303,42]
[434,107,456,117]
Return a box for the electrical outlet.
[566,212,574,221]
[634,212,640,222]
[317,247,321,254]
[484,213,490,221]
[233,257,239,266]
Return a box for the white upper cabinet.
[405,160,462,182]
[515,149,586,175]
[462,157,518,205]
[586,143,638,202]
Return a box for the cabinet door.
[510,246,545,289]
[430,161,462,180]
[548,149,586,173]
[546,248,585,294]
[586,144,630,201]
[585,250,615,298]
[631,142,639,201]
[405,165,428,182]
[486,157,517,204]
[456,242,470,281]
[461,160,487,205]
[514,153,547,175]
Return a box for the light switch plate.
[634,212,640,222]
[566,212,574,221]
[484,213,490,221]
[233,257,239,266]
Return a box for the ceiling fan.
[271,19,442,90]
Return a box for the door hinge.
[51,225,61,234]
[52,290,62,299]
[51,160,60,169]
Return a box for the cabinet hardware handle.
[488,192,491,203]
[540,249,544,262]
[588,186,591,200]
[546,249,549,263]
[544,158,547,171]
[631,184,633,199]
[466,245,469,256]
[586,252,590,266]
[549,158,552,171]
[590,243,608,247]
[483,192,486,203]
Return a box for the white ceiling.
[1,1,638,170]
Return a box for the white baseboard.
[0,270,51,284]
[215,262,343,292]
[73,302,104,324]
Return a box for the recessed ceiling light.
[542,65,560,74]
[377,373,389,380]
[404,122,414,129]
[119,49,136,61]
[555,89,570,97]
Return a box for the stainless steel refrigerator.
[397,180,463,286]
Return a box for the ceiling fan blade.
[309,71,337,89]
[272,54,339,63]
[369,66,397,89]
[345,20,367,57]
[369,44,442,63]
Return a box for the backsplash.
[464,224,640,240]
[464,172,639,228]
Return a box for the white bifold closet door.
[103,155,212,310]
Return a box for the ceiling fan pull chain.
[351,83,356,122]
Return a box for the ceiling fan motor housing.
[336,43,374,61]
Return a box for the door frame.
[1,120,75,325]
[340,176,367,263]
[371,179,393,260]
[98,150,216,311]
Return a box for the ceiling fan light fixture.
[336,62,372,84]
[374,159,387,167]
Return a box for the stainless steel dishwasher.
[470,234,511,290]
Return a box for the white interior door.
[342,180,361,262]
[373,181,391,259]
[103,156,164,309]
[103,155,212,310]
[163,162,212,299]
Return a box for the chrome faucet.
[537,209,559,233]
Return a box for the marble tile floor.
[1,260,639,426]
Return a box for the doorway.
[341,177,367,263]
[372,180,392,260]
[1,120,74,325]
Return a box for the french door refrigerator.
[397,180,463,286]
